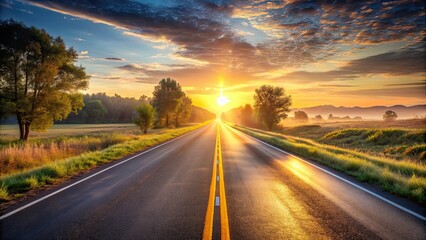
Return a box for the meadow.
[232,121,426,203]
[0,122,209,202]
[279,119,426,161]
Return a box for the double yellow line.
[203,123,230,240]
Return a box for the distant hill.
[291,105,426,120]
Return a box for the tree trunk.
[23,122,31,141]
[166,114,169,127]
[175,115,179,128]
[143,127,147,134]
[17,114,24,140]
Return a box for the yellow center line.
[218,124,230,240]
[202,124,219,240]
[203,123,230,240]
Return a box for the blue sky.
[1,0,425,111]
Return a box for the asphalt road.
[1,121,425,240]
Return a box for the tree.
[135,104,156,134]
[151,78,185,127]
[85,100,107,123]
[240,104,255,127]
[253,85,292,130]
[0,20,88,140]
[175,95,192,127]
[328,114,334,120]
[383,110,398,121]
[294,110,308,122]
[314,115,323,121]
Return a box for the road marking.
[0,125,208,220]
[217,124,230,240]
[203,123,231,240]
[228,125,426,222]
[202,125,219,240]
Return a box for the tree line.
[134,78,216,134]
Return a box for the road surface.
[1,121,425,239]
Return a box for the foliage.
[84,100,108,123]
[294,110,308,121]
[383,110,398,121]
[314,115,323,121]
[0,20,88,140]
[135,104,156,134]
[175,96,192,127]
[253,85,292,130]
[1,92,216,126]
[151,78,185,127]
[221,104,258,127]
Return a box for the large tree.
[383,110,398,121]
[0,20,89,140]
[253,85,292,130]
[151,78,185,127]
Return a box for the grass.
[0,122,209,202]
[279,119,426,161]
[321,128,426,161]
[231,124,426,203]
[0,134,134,175]
[0,123,142,144]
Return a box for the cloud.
[74,37,85,42]
[105,57,125,61]
[283,44,426,82]
[80,50,88,55]
[318,84,358,88]
[386,81,426,87]
[24,0,425,88]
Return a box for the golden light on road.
[217,88,230,106]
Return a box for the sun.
[217,95,230,106]
[217,88,230,106]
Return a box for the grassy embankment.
[280,119,426,161]
[231,124,426,203]
[0,122,209,202]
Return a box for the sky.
[0,0,425,113]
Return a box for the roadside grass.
[0,123,142,145]
[231,124,426,203]
[0,122,209,202]
[0,134,134,175]
[321,128,425,161]
[280,119,426,161]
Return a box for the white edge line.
[0,126,206,220]
[229,125,426,221]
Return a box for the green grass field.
[232,124,426,203]
[0,122,209,202]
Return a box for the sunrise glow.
[217,89,230,106]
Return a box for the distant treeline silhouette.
[1,92,215,124]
